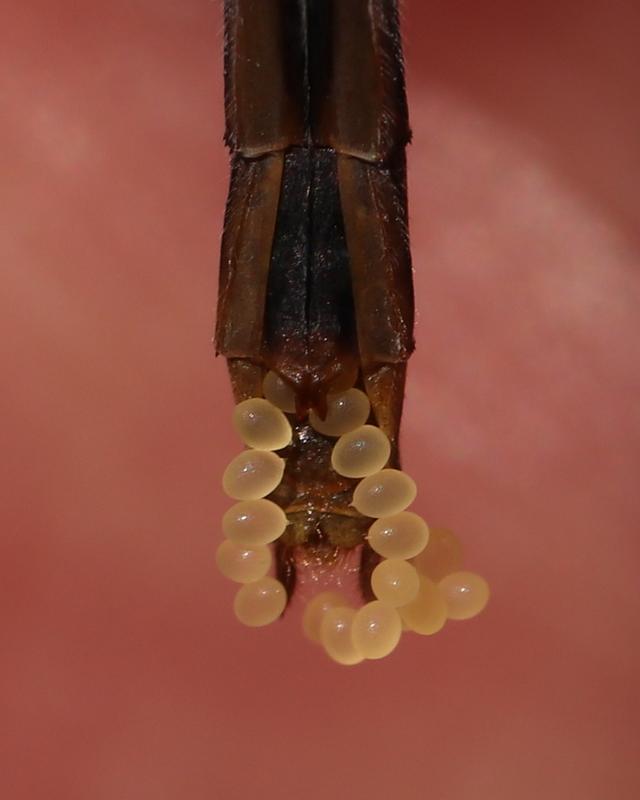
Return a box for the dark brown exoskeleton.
[216,0,414,603]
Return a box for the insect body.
[215,1,489,663]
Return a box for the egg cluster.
[306,529,490,665]
[306,435,489,664]
[218,379,293,628]
[217,371,490,661]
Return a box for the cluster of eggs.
[301,409,489,665]
[217,371,489,662]
[304,526,489,665]
[217,375,293,628]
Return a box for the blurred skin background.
[2,1,639,798]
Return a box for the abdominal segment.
[263,146,359,416]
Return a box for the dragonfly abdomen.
[215,2,491,662]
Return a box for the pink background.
[2,1,639,798]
